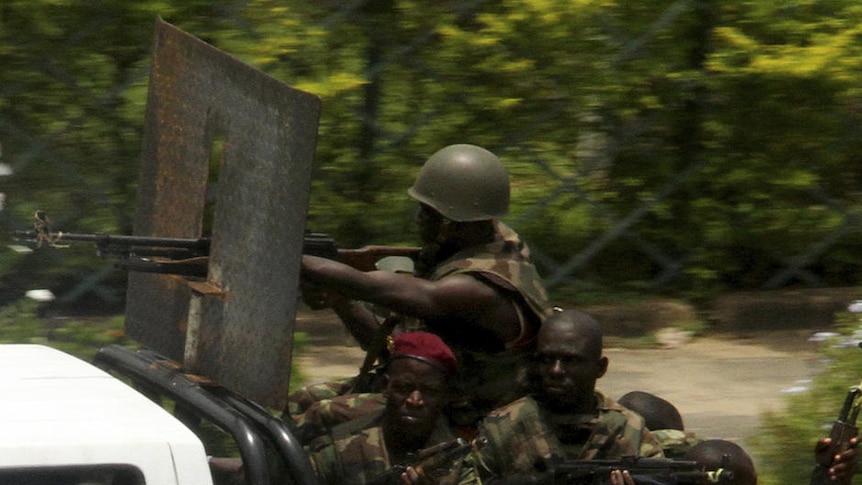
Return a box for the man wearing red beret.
[306,332,479,485]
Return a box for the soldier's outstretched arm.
[301,255,519,342]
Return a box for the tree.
[2,0,862,307]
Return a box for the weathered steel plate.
[125,18,320,408]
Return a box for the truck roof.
[0,344,213,485]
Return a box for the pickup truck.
[0,343,318,485]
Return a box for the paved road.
[599,331,821,444]
[293,310,823,462]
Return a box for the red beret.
[388,331,457,377]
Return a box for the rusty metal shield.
[125,18,320,408]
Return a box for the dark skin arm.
[301,255,521,349]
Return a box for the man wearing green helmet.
[298,144,553,429]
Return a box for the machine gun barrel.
[16,222,419,278]
[16,230,211,255]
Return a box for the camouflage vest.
[428,220,552,350]
[475,393,664,478]
[426,222,553,416]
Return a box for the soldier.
[474,309,663,483]
[297,144,553,426]
[617,391,703,459]
[305,331,479,485]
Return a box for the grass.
[0,299,130,360]
[749,310,862,485]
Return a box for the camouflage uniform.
[285,379,358,417]
[474,393,664,480]
[424,220,551,348]
[292,393,386,444]
[648,428,704,459]
[306,411,480,485]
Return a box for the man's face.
[383,358,448,439]
[415,203,444,245]
[535,321,607,410]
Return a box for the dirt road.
[293,311,823,460]
[599,331,822,443]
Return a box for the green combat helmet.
[407,144,510,222]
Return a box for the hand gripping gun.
[809,385,861,485]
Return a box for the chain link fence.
[2,1,861,306]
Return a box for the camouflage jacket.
[474,392,664,479]
[291,392,386,445]
[284,376,358,418]
[306,411,479,485]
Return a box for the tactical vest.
[428,220,552,350]
[427,222,553,417]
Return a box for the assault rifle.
[367,437,485,485]
[552,456,733,484]
[809,385,861,485]
[15,211,420,277]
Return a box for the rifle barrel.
[55,232,211,250]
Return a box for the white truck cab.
[0,344,214,485]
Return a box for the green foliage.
[2,0,862,304]
[0,299,310,392]
[0,299,129,361]
[751,310,862,484]
[289,331,310,394]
